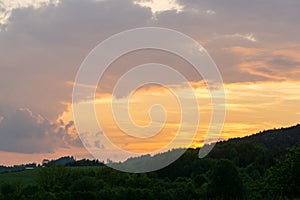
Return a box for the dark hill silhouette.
[114,123,300,172]
[44,156,75,166]
[224,124,300,149]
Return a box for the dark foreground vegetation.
[0,124,299,200]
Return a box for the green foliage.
[0,169,39,185]
[207,159,245,200]
[265,145,300,199]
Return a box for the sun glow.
[59,80,300,156]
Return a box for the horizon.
[1,122,298,167]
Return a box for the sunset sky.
[0,0,299,165]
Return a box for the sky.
[0,0,300,165]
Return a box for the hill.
[227,124,300,149]
[114,123,300,171]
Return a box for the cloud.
[0,108,81,153]
[268,56,300,69]
[134,0,183,14]
[70,78,300,156]
[0,0,299,120]
[148,0,299,84]
[0,0,299,157]
[0,0,59,28]
[0,0,151,119]
[220,33,257,43]
[176,0,300,42]
[227,44,300,81]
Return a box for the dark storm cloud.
[0,108,81,153]
[0,0,151,119]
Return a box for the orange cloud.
[227,44,300,82]
[60,79,300,161]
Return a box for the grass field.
[0,169,39,185]
[0,166,104,186]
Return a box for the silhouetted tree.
[207,159,245,199]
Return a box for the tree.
[265,145,300,198]
[207,159,245,200]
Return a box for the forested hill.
[118,123,300,170]
[223,124,300,149]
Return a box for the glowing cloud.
[134,0,183,13]
[0,0,59,28]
